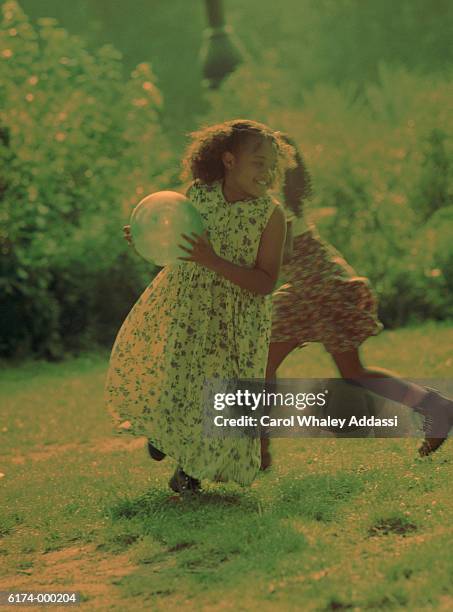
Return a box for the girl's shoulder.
[185,181,221,218]
[267,195,283,216]
[259,195,285,228]
[185,180,218,201]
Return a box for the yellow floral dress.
[105,181,279,485]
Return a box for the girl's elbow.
[260,279,277,295]
[251,283,272,296]
[253,269,277,295]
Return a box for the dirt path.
[1,437,152,609]
[0,544,138,610]
[6,436,146,465]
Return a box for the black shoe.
[416,388,453,456]
[169,467,201,494]
[147,440,166,461]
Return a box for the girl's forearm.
[207,255,276,295]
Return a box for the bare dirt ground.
[7,436,146,464]
[0,545,137,610]
[1,437,148,611]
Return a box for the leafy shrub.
[0,1,172,358]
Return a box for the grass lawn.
[1,323,452,611]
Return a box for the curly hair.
[181,119,295,187]
[279,133,313,218]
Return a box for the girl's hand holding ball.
[178,231,218,268]
[123,224,133,246]
[123,224,140,257]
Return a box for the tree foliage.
[0,1,171,357]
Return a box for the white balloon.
[130,191,204,265]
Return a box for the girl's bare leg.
[331,348,427,407]
[262,344,452,464]
[331,348,453,455]
[266,340,300,379]
[261,340,300,470]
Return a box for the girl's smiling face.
[222,136,278,202]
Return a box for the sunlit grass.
[1,324,452,610]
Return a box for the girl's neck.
[221,179,250,204]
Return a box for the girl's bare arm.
[179,206,286,295]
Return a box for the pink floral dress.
[271,210,383,354]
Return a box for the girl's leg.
[331,348,427,407]
[261,340,300,469]
[331,348,453,455]
[266,340,300,380]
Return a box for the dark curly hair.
[279,133,313,218]
[181,119,295,187]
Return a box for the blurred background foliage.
[0,0,452,359]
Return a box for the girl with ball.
[106,120,294,493]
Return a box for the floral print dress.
[271,209,383,354]
[105,181,279,485]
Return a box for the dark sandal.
[416,388,453,457]
[147,440,166,461]
[418,437,448,457]
[169,467,201,494]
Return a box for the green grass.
[1,324,453,610]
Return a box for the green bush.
[0,1,171,358]
[17,1,453,146]
[1,2,452,360]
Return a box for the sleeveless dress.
[105,180,279,485]
[271,210,383,354]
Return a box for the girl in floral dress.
[105,120,293,493]
[261,135,453,469]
